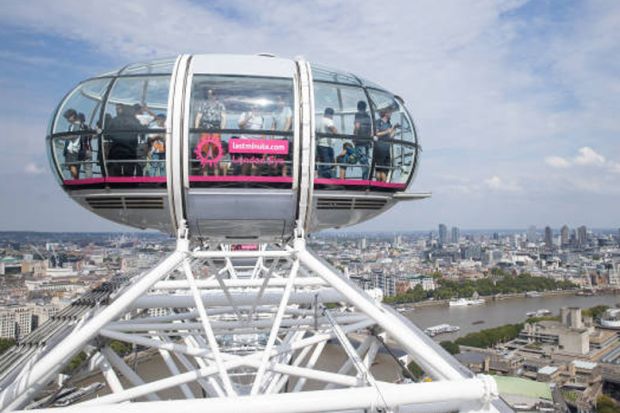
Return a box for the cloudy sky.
[0,0,618,233]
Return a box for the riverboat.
[600,309,620,329]
[424,324,460,337]
[449,298,485,307]
[526,309,552,317]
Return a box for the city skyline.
[0,1,619,232]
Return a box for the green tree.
[0,338,15,355]
[455,323,524,348]
[584,305,609,320]
[109,340,133,356]
[406,360,424,379]
[439,341,460,355]
[597,395,620,413]
[63,352,87,374]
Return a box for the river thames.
[404,293,620,341]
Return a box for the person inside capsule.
[317,107,338,178]
[194,88,227,176]
[374,108,399,182]
[107,104,143,177]
[147,114,166,176]
[62,109,82,180]
[271,95,292,176]
[238,102,265,176]
[353,100,371,179]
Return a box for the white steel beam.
[100,346,160,402]
[151,336,194,399]
[295,239,464,381]
[325,335,373,390]
[192,250,292,259]
[291,340,327,392]
[18,377,498,413]
[251,259,300,394]
[131,288,344,309]
[182,260,235,396]
[91,352,124,394]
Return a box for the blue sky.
[0,0,618,233]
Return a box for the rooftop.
[493,375,553,400]
[538,366,559,375]
[572,360,597,370]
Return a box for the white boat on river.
[449,298,485,307]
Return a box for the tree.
[439,341,460,355]
[406,360,424,379]
[584,305,609,320]
[596,395,620,413]
[0,338,15,355]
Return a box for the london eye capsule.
[47,54,426,241]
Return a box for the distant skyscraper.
[561,225,569,247]
[527,226,537,243]
[577,226,588,248]
[451,227,460,244]
[393,235,402,247]
[438,224,447,246]
[544,226,553,248]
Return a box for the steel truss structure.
[0,233,509,413]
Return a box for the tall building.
[561,225,569,247]
[544,226,553,249]
[438,224,447,246]
[451,227,460,244]
[372,272,396,297]
[577,225,588,248]
[527,225,537,243]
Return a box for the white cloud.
[484,176,522,192]
[545,156,571,168]
[574,146,606,166]
[546,146,613,170]
[24,162,45,175]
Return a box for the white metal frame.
[0,232,504,413]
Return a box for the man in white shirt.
[238,104,265,175]
[238,104,265,138]
[317,107,337,178]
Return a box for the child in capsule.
[148,114,166,177]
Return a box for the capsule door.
[178,55,300,242]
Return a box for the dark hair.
[324,107,334,116]
[63,109,78,120]
[78,113,86,123]
[357,101,367,111]
[155,113,166,119]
